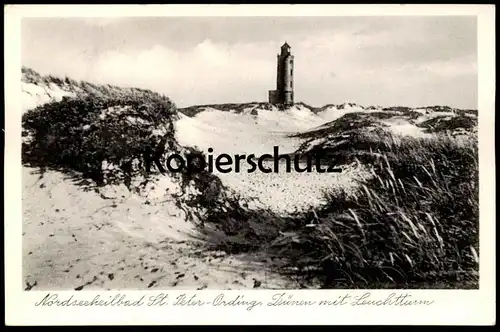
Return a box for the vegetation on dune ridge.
[177,98,477,118]
[178,101,366,116]
[178,102,277,117]
[22,66,169,102]
[292,110,476,145]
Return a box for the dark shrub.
[22,95,177,186]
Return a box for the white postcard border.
[4,4,496,326]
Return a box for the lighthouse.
[269,42,294,107]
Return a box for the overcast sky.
[22,16,477,109]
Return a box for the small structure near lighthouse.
[269,42,294,107]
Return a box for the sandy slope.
[22,167,299,290]
[175,105,372,213]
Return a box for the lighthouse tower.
[269,42,294,107]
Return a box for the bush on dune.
[418,114,478,134]
[291,112,388,140]
[22,94,177,187]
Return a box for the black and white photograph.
[4,4,496,326]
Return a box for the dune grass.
[281,131,479,288]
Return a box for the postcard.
[4,4,496,326]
